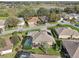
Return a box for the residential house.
[0,38,13,55]
[61,40,79,58]
[27,30,56,48]
[75,17,79,22]
[27,17,40,27]
[38,16,49,23]
[0,20,5,33]
[56,27,79,39]
[17,17,25,28]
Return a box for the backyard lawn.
[0,17,8,20]
[47,48,60,55]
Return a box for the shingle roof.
[55,27,67,35]
[27,30,56,44]
[58,28,79,37]
[28,17,39,22]
[62,40,79,58]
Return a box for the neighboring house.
[56,27,79,39]
[61,40,79,58]
[27,17,40,27]
[27,30,56,48]
[38,16,49,23]
[0,38,13,55]
[75,17,79,22]
[55,27,67,36]
[65,13,79,20]
[17,17,25,27]
[0,20,5,33]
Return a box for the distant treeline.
[0,1,79,5]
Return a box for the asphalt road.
[0,20,78,36]
[0,23,57,36]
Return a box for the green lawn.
[75,22,79,25]
[0,52,16,58]
[27,48,44,54]
[47,48,60,55]
[0,17,8,20]
[60,24,79,32]
[26,48,60,56]
[48,24,79,32]
[48,22,58,24]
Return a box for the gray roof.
[55,27,67,35]
[62,40,79,58]
[27,30,55,44]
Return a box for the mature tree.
[0,10,9,17]
[10,32,21,46]
[74,6,79,13]
[48,13,60,22]
[69,17,76,24]
[37,7,49,16]
[64,7,74,13]
[17,8,36,18]
[5,16,19,28]
[50,8,62,14]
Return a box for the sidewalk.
[30,54,61,58]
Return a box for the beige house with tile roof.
[27,17,40,27]
[57,28,79,39]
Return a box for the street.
[0,23,57,36]
[0,20,78,36]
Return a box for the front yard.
[26,48,60,56]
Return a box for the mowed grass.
[48,24,79,32]
[27,48,44,54]
[0,17,8,20]
[47,48,60,56]
[27,48,60,56]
